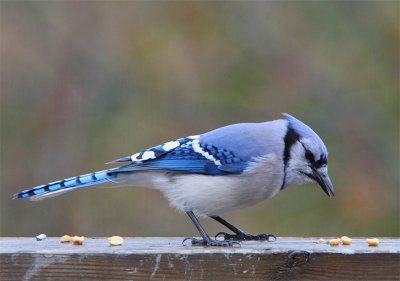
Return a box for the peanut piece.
[319,238,326,244]
[71,236,85,245]
[329,238,340,246]
[108,236,124,246]
[367,238,379,246]
[60,235,72,243]
[341,236,352,245]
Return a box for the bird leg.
[211,216,276,241]
[183,211,239,247]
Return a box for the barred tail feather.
[13,170,118,201]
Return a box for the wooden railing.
[1,237,399,280]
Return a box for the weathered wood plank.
[1,237,399,280]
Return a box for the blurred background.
[1,1,398,238]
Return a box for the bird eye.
[305,150,314,162]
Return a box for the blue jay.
[14,113,334,246]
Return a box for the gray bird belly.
[152,155,284,215]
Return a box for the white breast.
[147,154,284,216]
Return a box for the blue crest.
[282,113,328,157]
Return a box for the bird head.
[282,113,334,197]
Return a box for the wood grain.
[1,237,399,280]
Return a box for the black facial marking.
[281,126,300,189]
[305,149,314,162]
[301,171,315,181]
[300,142,327,169]
[313,154,327,168]
[283,126,299,167]
[301,141,328,169]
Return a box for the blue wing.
[109,137,247,176]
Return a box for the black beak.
[312,167,334,197]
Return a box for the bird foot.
[182,237,240,247]
[215,232,276,241]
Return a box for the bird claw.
[182,237,240,247]
[215,231,276,242]
[215,231,231,240]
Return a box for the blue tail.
[13,170,118,201]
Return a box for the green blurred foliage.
[1,1,398,237]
